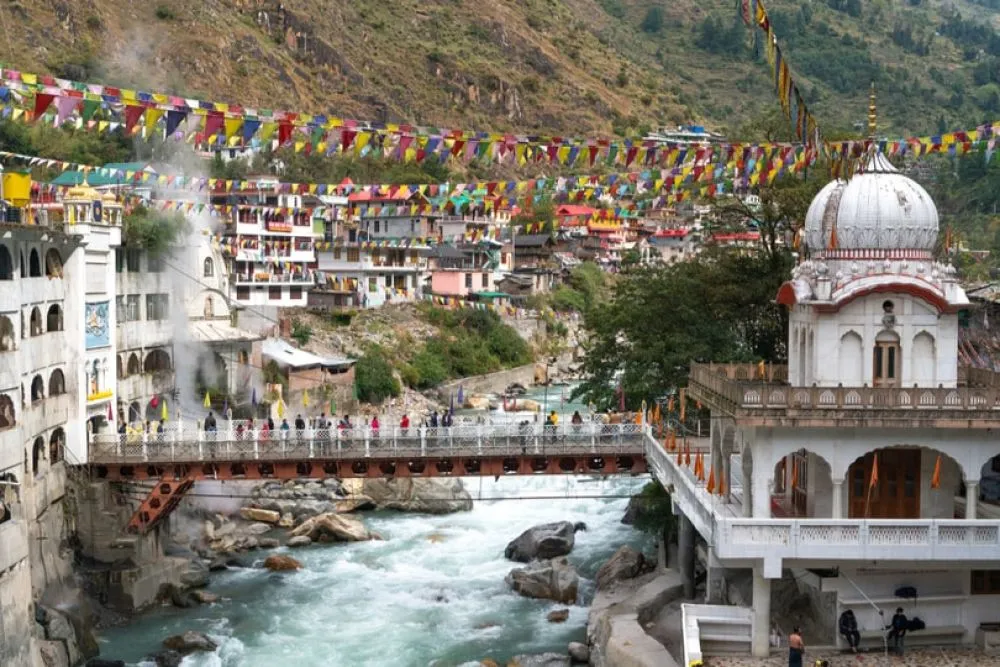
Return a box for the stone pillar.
[966,482,978,520]
[678,513,696,599]
[752,566,772,657]
[752,465,771,518]
[742,454,753,517]
[832,479,844,519]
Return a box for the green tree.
[355,349,401,404]
[640,6,665,33]
[291,320,313,346]
[123,207,190,256]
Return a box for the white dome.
[803,153,938,252]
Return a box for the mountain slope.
[2,0,1000,139]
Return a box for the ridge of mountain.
[4,0,1000,140]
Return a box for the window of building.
[972,571,1000,595]
[374,221,380,233]
[147,255,165,273]
[465,273,472,289]
[409,250,419,263]
[368,277,377,293]
[115,248,125,273]
[290,286,302,300]
[333,248,342,260]
[269,286,282,300]
[203,257,214,277]
[873,331,901,388]
[236,286,250,301]
[125,249,141,272]
[146,294,170,321]
[347,248,360,262]
[481,273,488,288]
[126,295,141,322]
[116,296,125,323]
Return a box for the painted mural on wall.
[85,301,110,349]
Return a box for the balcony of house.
[231,270,316,286]
[117,371,174,404]
[19,332,68,373]
[687,362,1000,427]
[21,393,73,438]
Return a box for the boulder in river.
[506,653,571,667]
[239,507,280,523]
[287,535,312,547]
[263,555,302,571]
[148,650,183,667]
[162,630,217,654]
[505,557,579,604]
[547,608,570,623]
[504,521,578,562]
[289,512,374,542]
[566,642,590,664]
[362,478,472,514]
[595,545,652,590]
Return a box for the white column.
[752,566,772,658]
[752,465,771,518]
[832,479,844,519]
[966,482,978,520]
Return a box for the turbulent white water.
[97,475,652,667]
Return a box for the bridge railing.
[89,422,650,464]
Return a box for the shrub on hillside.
[355,349,400,404]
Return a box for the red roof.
[654,228,689,238]
[712,232,760,242]
[347,186,416,203]
[557,205,597,217]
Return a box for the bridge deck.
[87,423,650,479]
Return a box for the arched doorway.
[30,375,44,402]
[144,349,172,373]
[0,244,11,280]
[28,248,41,277]
[846,447,959,519]
[772,449,833,518]
[980,455,1000,507]
[44,248,62,278]
[49,428,65,464]
[48,369,65,396]
[127,353,140,375]
[46,304,63,332]
[29,307,42,336]
[31,437,45,475]
[0,316,14,352]
[128,401,142,423]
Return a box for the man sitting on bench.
[887,607,908,655]
[838,609,860,652]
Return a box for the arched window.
[31,437,44,475]
[0,316,13,352]
[238,349,249,365]
[203,257,214,277]
[44,248,62,278]
[0,394,14,429]
[19,251,25,278]
[874,330,901,388]
[128,401,141,423]
[143,348,172,373]
[49,429,64,465]
[0,244,12,280]
[204,296,214,319]
[46,304,63,332]
[48,369,65,396]
[127,353,140,375]
[30,375,44,403]
[117,355,124,379]
[28,248,41,277]
[29,307,42,336]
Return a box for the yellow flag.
[203,392,211,408]
[303,390,310,407]
[224,117,243,139]
[277,399,286,418]
[161,400,168,421]
[144,108,164,131]
[259,122,277,142]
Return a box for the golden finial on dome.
[868,81,877,140]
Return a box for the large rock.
[547,609,570,623]
[38,640,68,667]
[505,522,578,562]
[595,545,651,591]
[149,650,183,667]
[567,642,590,664]
[289,512,374,542]
[162,630,217,654]
[620,495,650,526]
[362,478,473,514]
[40,606,82,666]
[506,558,579,604]
[507,654,571,667]
[287,535,313,547]
[465,393,492,410]
[263,554,302,571]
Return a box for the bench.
[858,625,966,649]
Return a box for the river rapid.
[97,474,652,667]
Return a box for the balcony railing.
[643,433,1000,565]
[688,362,1000,414]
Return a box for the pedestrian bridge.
[87,420,649,481]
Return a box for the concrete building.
[659,152,1000,657]
[1,176,122,665]
[212,176,319,308]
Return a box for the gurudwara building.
[652,149,1000,656]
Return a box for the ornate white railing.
[89,422,649,464]
[643,433,1000,565]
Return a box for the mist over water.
[97,475,652,667]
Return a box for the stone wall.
[588,571,683,667]
[436,362,539,399]
[0,544,34,666]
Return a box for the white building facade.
[652,153,1000,657]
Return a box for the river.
[96,474,653,666]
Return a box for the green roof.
[49,162,153,188]
[473,291,509,299]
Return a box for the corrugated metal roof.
[262,338,354,369]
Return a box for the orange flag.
[706,464,716,493]
[790,458,799,489]
[931,454,941,489]
[684,442,692,467]
[676,447,683,466]
[869,454,879,490]
[693,452,702,479]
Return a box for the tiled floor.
[704,647,1000,666]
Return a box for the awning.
[262,338,355,370]
[189,320,263,344]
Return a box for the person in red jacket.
[400,414,410,438]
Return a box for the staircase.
[125,474,195,535]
